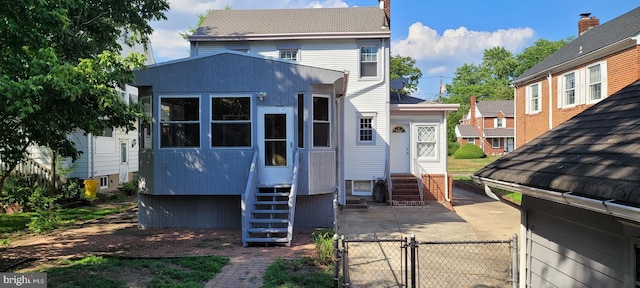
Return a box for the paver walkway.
[205,256,273,288]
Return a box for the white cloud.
[150,28,191,60]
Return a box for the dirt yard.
[0,197,317,272]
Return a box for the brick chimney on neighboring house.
[578,13,599,35]
[470,95,477,128]
[378,0,390,28]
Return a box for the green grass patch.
[262,258,333,288]
[32,255,228,288]
[448,155,501,174]
[492,189,522,205]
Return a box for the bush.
[448,141,460,156]
[453,143,486,159]
[27,185,61,233]
[122,181,137,196]
[0,175,34,211]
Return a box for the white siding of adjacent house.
[391,112,448,175]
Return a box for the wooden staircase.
[389,173,423,206]
[245,186,293,246]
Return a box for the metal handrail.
[287,149,300,247]
[241,148,259,247]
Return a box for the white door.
[390,124,410,173]
[257,107,294,186]
[119,140,129,183]
[506,137,514,152]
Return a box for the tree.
[390,54,423,95]
[515,38,573,76]
[0,0,170,191]
[180,4,232,40]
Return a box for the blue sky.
[149,0,638,100]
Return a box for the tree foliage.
[390,54,423,95]
[443,39,569,143]
[0,0,170,190]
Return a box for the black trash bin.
[373,179,387,203]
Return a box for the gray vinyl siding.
[134,53,344,197]
[294,194,335,228]
[523,196,624,287]
[137,194,241,228]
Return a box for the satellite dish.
[390,78,408,90]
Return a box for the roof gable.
[476,100,514,117]
[475,81,640,205]
[514,6,640,83]
[189,7,390,41]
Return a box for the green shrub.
[453,143,486,159]
[122,181,137,196]
[448,141,460,156]
[27,186,61,233]
[0,175,34,211]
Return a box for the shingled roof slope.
[456,125,480,138]
[476,100,514,117]
[514,6,640,83]
[475,81,640,205]
[190,7,389,39]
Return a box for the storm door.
[257,107,294,186]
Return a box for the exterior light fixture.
[257,92,267,101]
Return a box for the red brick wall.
[421,174,452,202]
[515,45,640,148]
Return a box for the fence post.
[342,236,350,287]
[404,237,408,288]
[512,233,519,288]
[333,192,339,234]
[410,234,416,288]
[333,234,340,288]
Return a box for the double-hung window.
[313,95,330,147]
[357,113,376,144]
[527,83,541,114]
[564,72,576,106]
[160,97,200,148]
[360,46,378,78]
[588,63,603,102]
[495,118,505,128]
[492,138,500,148]
[211,96,251,147]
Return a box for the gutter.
[188,31,391,42]
[472,176,640,223]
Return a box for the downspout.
[443,110,451,202]
[547,73,553,130]
[89,133,95,178]
[512,84,518,149]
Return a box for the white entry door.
[257,107,294,186]
[390,124,411,173]
[119,140,129,184]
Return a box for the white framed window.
[467,137,475,144]
[526,83,541,114]
[279,49,298,61]
[101,127,114,137]
[587,62,607,103]
[416,125,437,159]
[140,96,152,149]
[313,95,331,147]
[120,142,127,163]
[160,96,200,148]
[211,96,251,147]
[352,180,372,196]
[495,118,505,128]
[563,72,577,106]
[99,176,109,189]
[357,113,377,145]
[359,44,379,78]
[491,138,500,148]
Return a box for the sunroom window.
[160,97,200,148]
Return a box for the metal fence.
[333,235,518,288]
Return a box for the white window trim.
[491,138,500,148]
[352,180,372,196]
[159,95,201,149]
[210,94,253,148]
[467,137,475,144]
[415,124,438,161]
[312,94,331,148]
[357,40,381,80]
[99,176,109,189]
[357,112,377,145]
[558,71,579,108]
[279,49,299,61]
[587,61,607,104]
[494,118,505,128]
[526,82,541,114]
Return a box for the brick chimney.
[470,95,477,128]
[378,0,390,28]
[578,13,599,35]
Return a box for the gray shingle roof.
[456,125,480,138]
[189,7,390,40]
[483,128,514,138]
[514,6,640,83]
[475,81,640,205]
[390,92,430,104]
[476,101,514,117]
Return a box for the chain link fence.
[333,235,518,288]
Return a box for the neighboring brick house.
[513,7,640,148]
[455,96,514,155]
